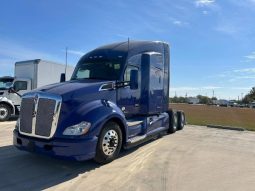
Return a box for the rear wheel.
[0,104,11,122]
[94,121,122,164]
[177,111,185,130]
[167,110,178,134]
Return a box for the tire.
[0,104,11,122]
[94,121,122,164]
[177,111,185,130]
[167,110,178,134]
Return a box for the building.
[250,101,255,108]
[187,97,200,104]
[213,99,229,107]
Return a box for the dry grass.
[170,103,255,131]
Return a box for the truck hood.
[35,79,116,102]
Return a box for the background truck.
[14,41,186,164]
[0,59,74,121]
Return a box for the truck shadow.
[0,141,152,190]
[0,145,99,190]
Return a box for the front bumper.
[13,130,98,161]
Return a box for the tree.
[211,97,217,101]
[197,95,212,104]
[243,87,255,104]
[170,96,187,103]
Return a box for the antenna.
[65,47,68,75]
[127,38,130,55]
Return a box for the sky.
[0,0,255,100]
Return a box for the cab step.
[128,134,146,144]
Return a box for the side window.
[124,65,138,82]
[151,54,163,67]
[14,81,27,91]
[76,68,90,79]
[124,54,141,82]
[150,54,164,90]
[123,54,142,89]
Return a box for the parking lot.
[1,121,255,191]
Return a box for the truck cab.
[0,60,74,121]
[13,41,185,163]
[0,76,31,121]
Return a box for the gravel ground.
[0,121,255,191]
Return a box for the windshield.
[71,59,122,81]
[0,79,13,90]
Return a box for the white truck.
[0,59,74,121]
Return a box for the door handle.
[134,104,140,107]
[149,118,153,125]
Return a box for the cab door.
[117,54,141,117]
[10,80,31,105]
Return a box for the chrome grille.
[35,98,56,137]
[19,92,62,139]
[20,98,34,134]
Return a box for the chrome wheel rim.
[174,115,178,130]
[102,129,119,156]
[0,108,8,119]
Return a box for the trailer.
[14,41,186,164]
[0,59,74,121]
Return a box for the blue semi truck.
[13,41,185,163]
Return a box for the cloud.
[230,87,253,90]
[0,60,15,76]
[218,67,255,82]
[0,39,57,61]
[0,39,63,76]
[214,24,239,36]
[171,86,222,92]
[195,0,215,7]
[233,68,255,73]
[68,49,85,56]
[244,51,255,61]
[167,17,189,27]
[170,85,252,99]
[202,10,209,14]
[172,20,188,27]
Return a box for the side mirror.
[130,70,138,90]
[60,73,66,82]
[8,87,21,97]
[8,87,15,93]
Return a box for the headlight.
[63,121,91,136]
[15,118,20,130]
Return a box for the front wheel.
[0,104,11,122]
[94,121,122,164]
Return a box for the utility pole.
[65,47,68,75]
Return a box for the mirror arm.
[8,88,22,97]
[115,81,130,88]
